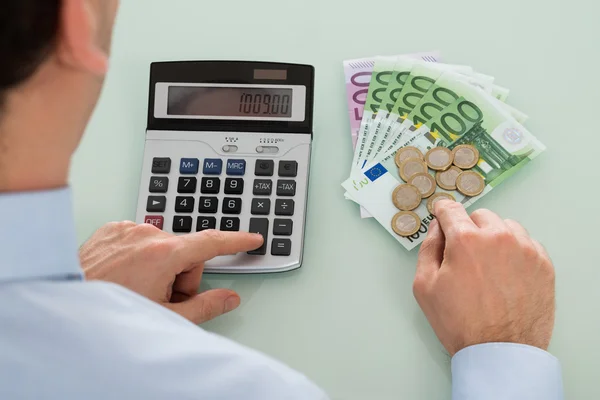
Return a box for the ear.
[56,0,109,77]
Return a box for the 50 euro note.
[343,51,440,150]
[341,85,545,251]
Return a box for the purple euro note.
[343,52,441,149]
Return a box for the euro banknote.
[342,81,545,250]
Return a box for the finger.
[166,289,241,325]
[470,209,507,230]
[505,219,531,241]
[434,199,477,238]
[171,265,205,302]
[417,219,445,278]
[532,239,550,260]
[176,230,264,267]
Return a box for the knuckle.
[146,238,177,257]
[452,228,478,245]
[490,229,516,245]
[412,273,429,298]
[135,222,161,235]
[471,208,492,219]
[201,229,227,243]
[199,301,217,321]
[521,241,539,259]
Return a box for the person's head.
[0,0,120,192]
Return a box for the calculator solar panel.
[135,61,315,273]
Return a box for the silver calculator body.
[135,61,315,274]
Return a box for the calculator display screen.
[167,86,293,118]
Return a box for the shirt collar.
[0,187,83,283]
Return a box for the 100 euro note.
[343,51,441,149]
[341,84,545,251]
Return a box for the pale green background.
[71,0,600,398]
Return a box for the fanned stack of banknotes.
[341,52,546,251]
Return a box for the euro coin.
[426,192,456,215]
[456,171,485,197]
[399,158,428,182]
[452,145,480,169]
[435,166,463,191]
[391,211,421,237]
[395,146,424,168]
[425,147,454,171]
[408,173,436,198]
[392,184,422,211]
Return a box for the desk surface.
[71,1,599,398]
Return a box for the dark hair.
[0,1,61,102]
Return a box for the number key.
[220,217,240,232]
[201,177,221,194]
[178,177,197,193]
[175,196,195,213]
[173,216,193,233]
[149,177,169,193]
[224,178,244,195]
[198,197,218,214]
[197,217,217,232]
[222,198,242,214]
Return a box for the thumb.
[167,289,241,325]
[416,219,445,280]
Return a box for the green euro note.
[343,83,545,250]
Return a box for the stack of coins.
[390,145,485,237]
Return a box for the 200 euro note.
[342,84,545,251]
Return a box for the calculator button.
[146,196,167,213]
[255,160,274,176]
[201,177,221,194]
[180,158,200,175]
[175,197,195,213]
[273,219,293,236]
[224,178,244,195]
[149,177,169,193]
[198,197,219,214]
[173,216,193,233]
[248,218,269,255]
[203,159,223,175]
[144,216,164,230]
[226,160,246,176]
[253,179,272,196]
[275,199,294,216]
[251,198,271,215]
[279,161,298,177]
[220,217,240,232]
[152,158,171,174]
[178,177,197,194]
[222,198,242,215]
[271,239,292,256]
[197,217,217,232]
[277,180,296,196]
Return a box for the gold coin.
[395,146,424,168]
[452,145,480,169]
[392,184,422,211]
[399,158,428,182]
[435,166,463,191]
[456,171,485,197]
[426,192,456,215]
[391,211,421,237]
[408,173,436,198]
[425,147,454,171]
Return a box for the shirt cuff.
[451,343,564,400]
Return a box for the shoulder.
[0,281,327,400]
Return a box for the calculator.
[135,61,315,273]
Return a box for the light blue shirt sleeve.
[452,343,564,399]
[0,188,563,400]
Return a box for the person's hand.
[413,200,556,356]
[79,222,264,324]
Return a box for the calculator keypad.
[146,156,302,260]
